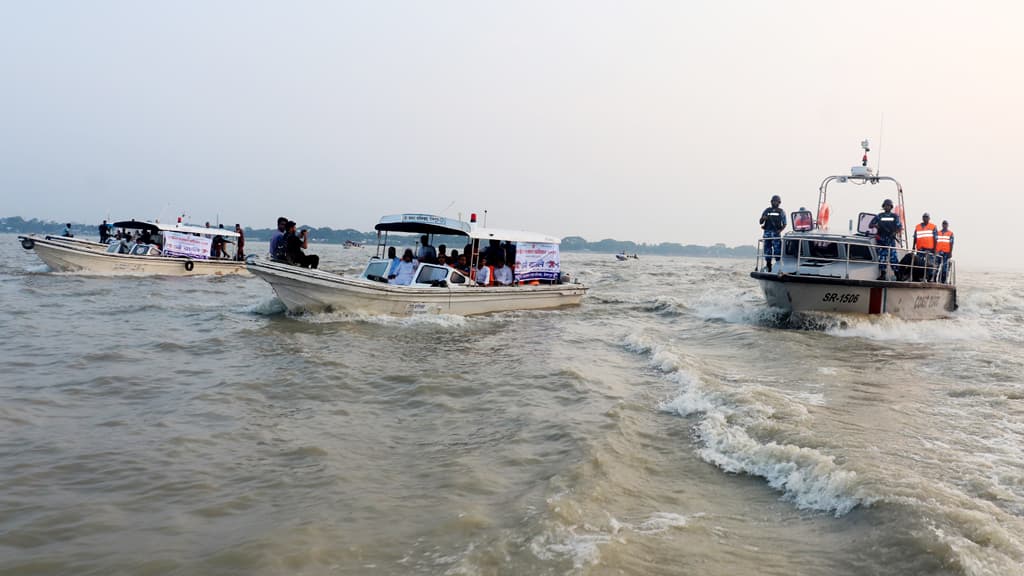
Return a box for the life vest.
[762,208,784,231]
[914,222,937,251]
[875,212,900,237]
[936,229,953,254]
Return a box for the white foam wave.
[243,296,287,316]
[824,315,989,343]
[626,331,871,516]
[23,263,52,273]
[293,309,469,329]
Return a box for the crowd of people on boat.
[759,195,955,283]
[92,219,248,261]
[382,235,518,286]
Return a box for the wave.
[625,331,873,517]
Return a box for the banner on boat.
[514,242,559,282]
[162,231,211,259]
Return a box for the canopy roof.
[112,220,240,238]
[374,213,560,244]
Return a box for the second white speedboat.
[247,213,588,316]
[20,220,249,276]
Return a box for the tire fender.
[184,260,195,272]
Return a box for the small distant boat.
[750,141,956,319]
[247,213,588,316]
[343,240,364,249]
[19,220,249,276]
[615,252,639,261]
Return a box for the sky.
[2,1,1022,267]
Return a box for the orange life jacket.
[936,229,953,254]
[914,222,937,251]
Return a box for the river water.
[2,234,1022,575]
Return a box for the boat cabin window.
[131,244,155,256]
[791,210,814,232]
[415,264,449,285]
[363,259,391,282]
[808,241,838,259]
[848,243,874,261]
[856,212,876,236]
[449,271,467,284]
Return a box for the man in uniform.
[870,199,903,280]
[759,195,787,272]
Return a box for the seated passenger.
[386,246,400,276]
[389,249,417,285]
[448,249,459,267]
[474,256,492,286]
[284,221,320,269]
[492,256,513,286]
[455,253,470,275]
[436,253,448,267]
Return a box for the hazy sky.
[2,1,1021,267]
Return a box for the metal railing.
[755,237,955,285]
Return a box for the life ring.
[184,260,195,271]
[817,203,831,230]
[21,237,35,250]
[894,204,904,224]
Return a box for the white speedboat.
[20,220,249,276]
[750,142,956,319]
[247,213,588,316]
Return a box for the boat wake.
[624,331,874,517]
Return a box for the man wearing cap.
[870,199,903,280]
[913,213,938,280]
[936,220,955,282]
[759,195,787,272]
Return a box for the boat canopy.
[113,220,240,238]
[374,213,560,244]
[375,214,473,236]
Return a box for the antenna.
[439,200,455,215]
[877,114,884,175]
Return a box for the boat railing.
[754,237,955,285]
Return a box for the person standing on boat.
[913,213,938,281]
[98,220,110,243]
[417,235,437,264]
[936,220,955,283]
[870,199,903,280]
[63,223,74,238]
[234,224,245,260]
[759,195,786,272]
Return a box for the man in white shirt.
[474,257,491,286]
[389,249,418,285]
[492,257,513,285]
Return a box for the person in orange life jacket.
[913,213,938,281]
[936,220,955,283]
[759,195,786,272]
[870,198,903,280]
[914,213,937,253]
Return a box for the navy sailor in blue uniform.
[759,195,786,272]
[869,198,903,280]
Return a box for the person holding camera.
[283,220,319,269]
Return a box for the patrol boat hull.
[20,236,249,276]
[752,272,957,319]
[247,259,587,316]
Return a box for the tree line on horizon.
[1,216,756,258]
